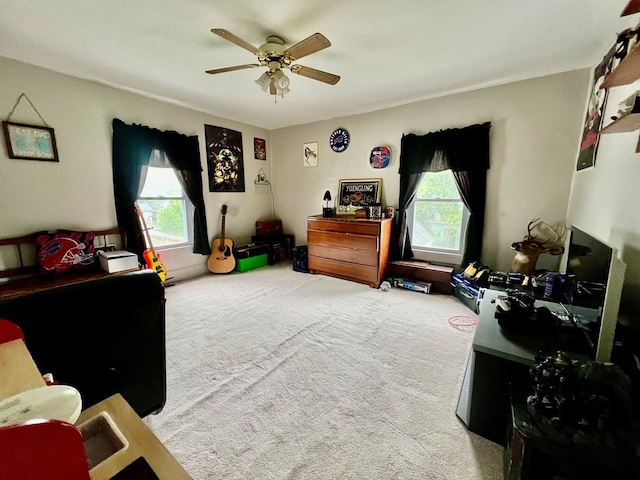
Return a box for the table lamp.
[322,190,333,217]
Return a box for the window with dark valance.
[397,122,491,266]
[111,118,211,261]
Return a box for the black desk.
[456,288,596,444]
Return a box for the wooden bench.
[387,260,454,294]
[0,227,128,300]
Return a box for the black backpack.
[293,246,309,273]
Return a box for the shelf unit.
[622,0,640,17]
[601,43,640,89]
[598,3,640,134]
[600,112,640,134]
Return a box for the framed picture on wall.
[2,121,59,162]
[303,142,318,167]
[576,44,616,171]
[254,137,266,160]
[336,178,383,215]
[205,125,245,192]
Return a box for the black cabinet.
[0,270,166,418]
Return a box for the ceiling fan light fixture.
[273,69,290,90]
[255,72,271,92]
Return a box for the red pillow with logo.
[35,231,97,275]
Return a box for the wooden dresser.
[307,215,392,288]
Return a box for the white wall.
[567,40,640,327]
[271,70,590,273]
[0,56,593,287]
[0,56,272,281]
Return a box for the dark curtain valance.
[112,118,202,172]
[112,118,210,260]
[399,122,491,174]
[396,122,491,266]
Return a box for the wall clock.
[369,146,391,169]
[329,128,350,153]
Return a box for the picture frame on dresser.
[336,178,382,215]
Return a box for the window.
[406,170,469,265]
[138,163,193,249]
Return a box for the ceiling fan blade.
[211,29,260,55]
[286,33,331,61]
[290,65,340,85]
[205,64,260,74]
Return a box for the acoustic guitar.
[207,204,236,273]
[134,203,168,282]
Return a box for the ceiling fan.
[206,29,340,97]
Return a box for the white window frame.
[138,166,194,251]
[406,171,470,266]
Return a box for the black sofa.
[0,269,166,418]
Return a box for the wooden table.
[0,327,191,480]
[0,338,46,400]
[77,394,192,479]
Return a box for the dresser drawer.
[306,215,391,289]
[307,218,380,236]
[308,244,378,267]
[308,256,378,287]
[308,230,378,251]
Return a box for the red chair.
[0,419,90,480]
[0,318,24,344]
[0,320,91,479]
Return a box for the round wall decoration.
[369,146,391,169]
[329,128,350,152]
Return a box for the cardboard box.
[98,250,139,273]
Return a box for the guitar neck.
[219,215,227,250]
[144,228,158,258]
[135,203,158,258]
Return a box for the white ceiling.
[0,0,629,130]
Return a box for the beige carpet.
[144,262,503,479]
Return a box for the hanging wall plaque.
[3,93,58,162]
[369,146,391,169]
[329,128,350,153]
[2,121,59,162]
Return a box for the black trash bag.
[527,351,639,451]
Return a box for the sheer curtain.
[111,118,211,261]
[397,122,491,266]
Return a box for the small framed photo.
[337,178,383,215]
[303,142,318,167]
[2,121,59,162]
[254,137,266,160]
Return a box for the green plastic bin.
[235,253,268,272]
